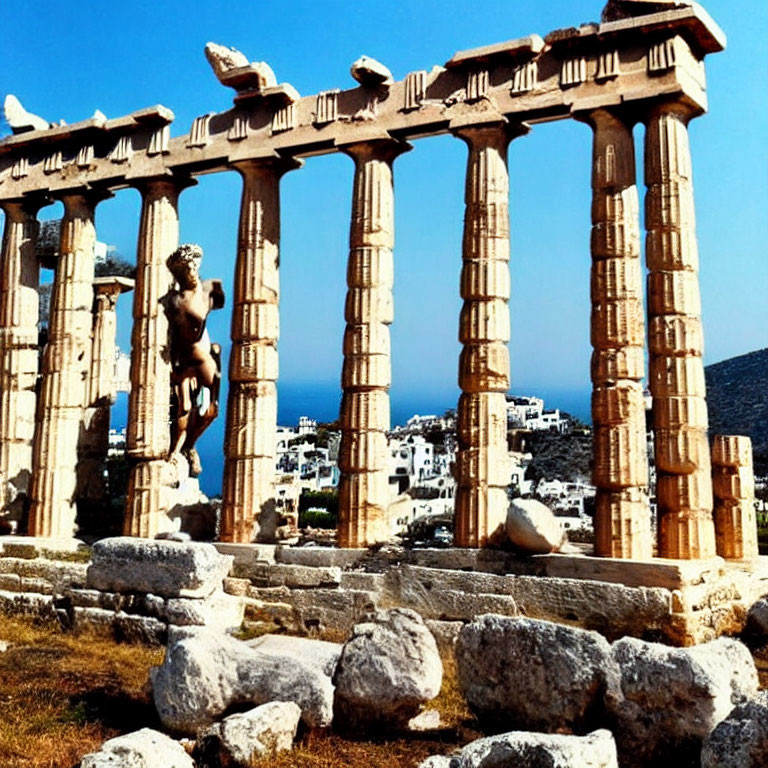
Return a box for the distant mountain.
[705,348,768,456]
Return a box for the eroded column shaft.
[453,123,520,548]
[29,194,99,537]
[221,158,297,543]
[645,103,715,559]
[124,179,185,538]
[712,435,758,561]
[78,280,129,503]
[588,110,652,559]
[0,201,41,523]
[337,139,410,548]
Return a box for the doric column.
[220,156,301,543]
[644,101,715,559]
[77,277,134,505]
[337,138,411,549]
[712,435,758,561]
[124,177,192,538]
[29,191,107,538]
[586,109,652,559]
[0,200,42,527]
[452,121,524,548]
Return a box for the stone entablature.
[0,7,722,200]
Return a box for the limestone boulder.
[196,701,301,766]
[606,636,759,768]
[423,729,618,768]
[333,608,442,731]
[246,633,342,678]
[701,691,768,768]
[87,538,232,598]
[151,628,334,735]
[456,614,617,732]
[505,498,566,554]
[80,728,194,768]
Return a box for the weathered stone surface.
[196,701,301,766]
[236,562,342,588]
[350,55,394,86]
[425,619,464,652]
[80,727,194,768]
[505,498,566,554]
[152,628,334,734]
[333,608,442,731]
[456,615,617,732]
[246,633,342,678]
[430,728,619,768]
[701,690,768,768]
[0,536,86,559]
[285,587,378,634]
[606,636,759,767]
[165,590,244,631]
[87,538,232,598]
[276,546,367,569]
[746,597,768,640]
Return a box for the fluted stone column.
[221,156,300,543]
[124,177,191,538]
[78,277,134,504]
[644,101,715,559]
[0,200,42,526]
[712,435,758,561]
[337,138,411,549]
[452,121,523,548]
[587,110,652,559]
[29,192,106,537]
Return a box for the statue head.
[167,243,202,285]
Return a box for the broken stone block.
[456,614,617,733]
[701,691,768,768]
[333,608,442,732]
[87,538,232,598]
[80,728,194,768]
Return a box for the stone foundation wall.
[1,537,766,647]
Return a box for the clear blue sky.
[2,1,766,493]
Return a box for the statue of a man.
[164,244,225,476]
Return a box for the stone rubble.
[606,635,759,768]
[332,608,443,732]
[79,727,194,768]
[700,690,768,768]
[456,614,617,733]
[195,700,301,766]
[151,627,334,734]
[505,498,566,554]
[419,728,619,768]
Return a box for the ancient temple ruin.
[0,1,757,569]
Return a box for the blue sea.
[111,382,591,497]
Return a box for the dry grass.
[0,614,163,768]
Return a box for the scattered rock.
[333,608,442,731]
[350,55,394,86]
[0,640,7,653]
[456,614,617,733]
[606,636,759,768]
[407,708,442,732]
[87,538,232,598]
[505,498,566,554]
[745,597,768,641]
[245,633,342,678]
[701,690,768,768]
[196,701,301,766]
[165,591,244,632]
[80,728,194,768]
[152,628,334,735]
[424,728,618,768]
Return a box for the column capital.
[642,97,701,126]
[338,136,412,165]
[0,195,49,220]
[131,174,197,197]
[56,188,114,216]
[451,119,529,149]
[574,106,637,132]
[93,275,134,306]
[230,153,303,178]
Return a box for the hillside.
[705,348,768,457]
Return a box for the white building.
[507,395,565,432]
